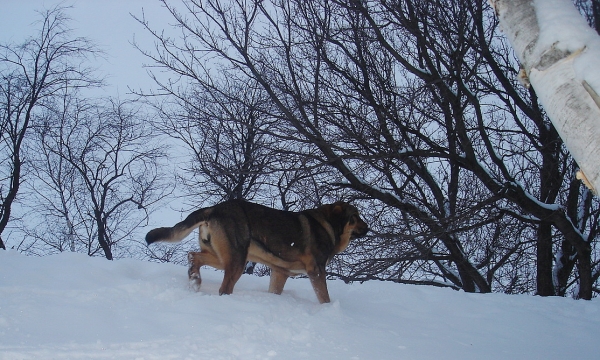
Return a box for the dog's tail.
[146,207,211,245]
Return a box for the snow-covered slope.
[1,251,599,359]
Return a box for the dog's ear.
[332,203,344,214]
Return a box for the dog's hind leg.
[268,269,289,295]
[188,252,202,289]
[187,250,223,291]
[219,252,246,296]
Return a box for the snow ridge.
[1,251,599,359]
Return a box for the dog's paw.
[188,274,202,292]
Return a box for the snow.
[1,251,599,359]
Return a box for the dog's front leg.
[268,269,289,295]
[308,265,330,304]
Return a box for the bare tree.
[25,94,170,260]
[0,6,100,250]
[150,81,277,202]
[138,0,600,298]
[131,15,327,210]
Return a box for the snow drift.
[1,250,599,359]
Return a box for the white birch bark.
[491,0,600,194]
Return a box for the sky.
[0,0,168,96]
[0,0,190,234]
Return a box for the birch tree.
[491,0,600,196]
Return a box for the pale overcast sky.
[0,0,170,95]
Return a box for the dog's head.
[318,202,369,253]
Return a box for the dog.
[146,199,368,303]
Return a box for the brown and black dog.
[146,199,368,303]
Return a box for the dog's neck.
[303,210,337,247]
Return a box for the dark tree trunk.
[536,221,555,296]
[555,239,577,296]
[577,248,593,299]
[592,0,600,34]
[95,212,113,260]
